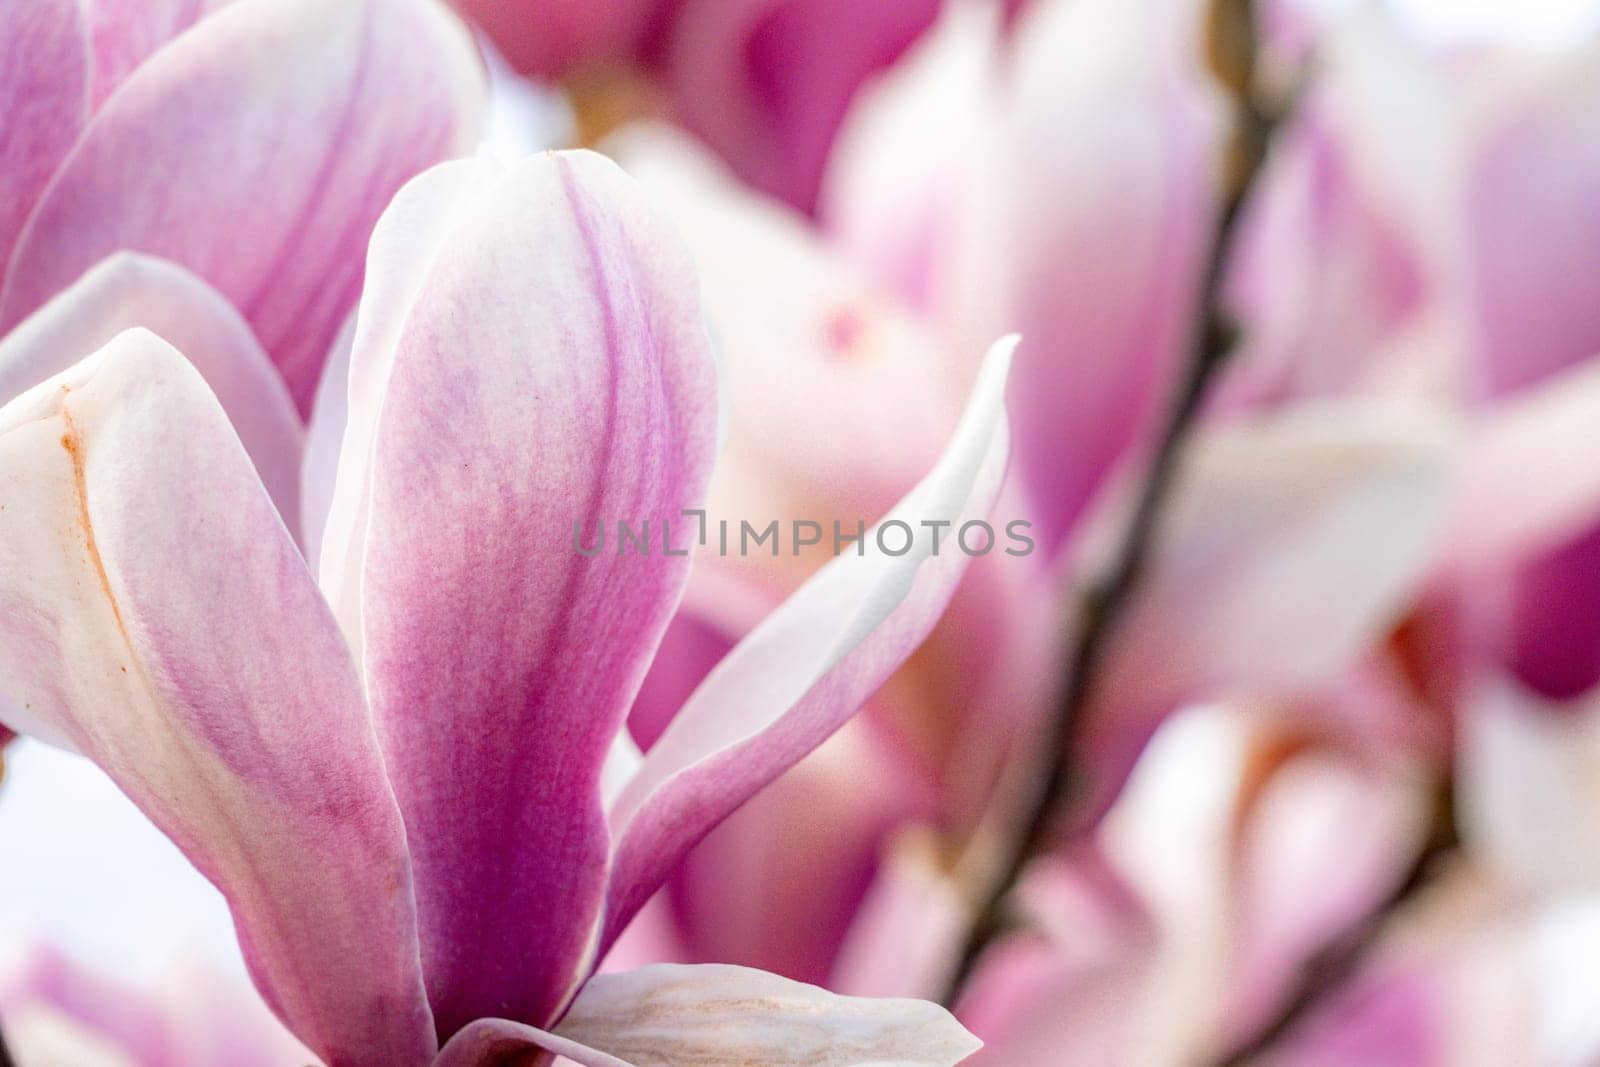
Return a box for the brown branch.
[940,0,1291,1007]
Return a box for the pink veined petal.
[324,150,718,1040]
[1079,404,1456,822]
[0,0,485,415]
[81,0,232,108]
[0,253,304,538]
[0,331,435,1066]
[603,337,1014,949]
[0,0,89,274]
[553,965,981,1066]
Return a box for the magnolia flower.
[454,0,946,213]
[0,150,1007,1065]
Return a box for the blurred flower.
[593,0,1457,1001]
[0,941,312,1067]
[0,149,1009,1065]
[453,0,961,213]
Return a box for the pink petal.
[0,0,89,272]
[656,0,940,214]
[82,0,232,108]
[1458,672,1600,895]
[322,151,718,1038]
[0,0,484,414]
[0,253,304,538]
[603,337,1014,947]
[1465,46,1600,400]
[451,0,666,81]
[0,331,434,1065]
[984,0,1223,557]
[0,941,314,1067]
[819,0,1003,316]
[1445,354,1600,575]
[553,965,981,1066]
[1212,109,1426,413]
[662,720,933,985]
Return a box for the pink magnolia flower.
[0,150,1010,1065]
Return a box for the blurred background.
[7,0,1600,1063]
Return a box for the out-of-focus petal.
[0,0,485,414]
[603,338,1014,946]
[664,720,933,986]
[0,253,304,537]
[323,150,717,1039]
[949,850,1155,1064]
[554,965,981,1066]
[1212,110,1427,413]
[0,941,314,1067]
[830,830,974,1000]
[655,0,940,214]
[0,331,433,1064]
[1221,739,1430,1046]
[610,125,962,538]
[0,0,89,272]
[451,0,665,82]
[981,0,1222,558]
[1463,40,1600,400]
[1501,523,1600,700]
[1445,355,1600,575]
[1081,404,1456,814]
[820,0,1003,316]
[1458,673,1600,896]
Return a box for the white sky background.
[2,0,1600,1004]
